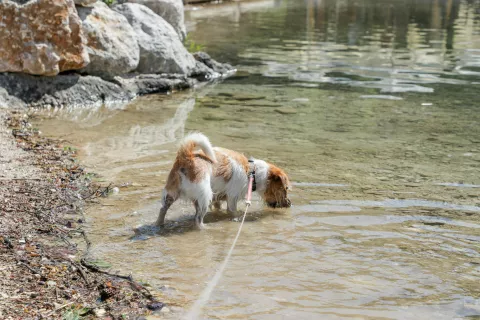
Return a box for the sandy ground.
[0,108,41,180]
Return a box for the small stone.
[46,281,56,287]
[147,302,164,311]
[161,306,170,313]
[230,94,266,101]
[292,98,309,103]
[94,308,106,317]
[217,92,234,97]
[275,107,297,115]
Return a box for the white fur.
[212,148,249,212]
[182,132,216,162]
[179,173,213,209]
[252,159,269,194]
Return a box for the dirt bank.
[0,108,170,319]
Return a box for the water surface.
[35,0,479,319]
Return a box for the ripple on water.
[291,182,348,187]
[435,182,480,188]
[312,199,480,213]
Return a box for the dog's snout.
[267,202,277,208]
[285,198,292,207]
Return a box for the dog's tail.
[178,132,217,163]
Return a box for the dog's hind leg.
[194,200,210,229]
[156,190,176,226]
[193,180,212,229]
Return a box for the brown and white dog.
[156,133,291,228]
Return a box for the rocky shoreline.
[0,0,235,109]
[0,51,234,109]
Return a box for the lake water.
[34,0,480,319]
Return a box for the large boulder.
[113,3,196,75]
[74,0,97,6]
[77,2,140,78]
[117,0,186,40]
[0,0,89,76]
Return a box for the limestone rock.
[77,2,140,78]
[0,88,26,109]
[0,0,89,76]
[117,0,186,40]
[193,52,235,75]
[74,0,97,6]
[113,3,196,75]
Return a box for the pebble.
[275,107,297,115]
[230,94,266,101]
[292,98,310,103]
[147,302,164,311]
[161,307,170,313]
[94,308,106,317]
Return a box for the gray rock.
[77,2,140,78]
[113,3,196,75]
[0,88,27,109]
[193,52,235,75]
[114,74,194,96]
[0,51,234,108]
[0,73,133,108]
[117,0,186,40]
[74,0,97,6]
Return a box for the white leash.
[186,162,256,319]
[185,203,250,320]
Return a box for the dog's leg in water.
[211,201,222,211]
[226,197,238,215]
[156,192,176,226]
[194,200,209,229]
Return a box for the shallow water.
[34,0,480,319]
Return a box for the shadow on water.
[131,207,286,240]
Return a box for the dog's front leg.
[226,197,238,214]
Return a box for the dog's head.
[263,164,291,208]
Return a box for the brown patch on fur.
[212,151,233,181]
[264,164,291,208]
[165,141,216,194]
[212,148,250,183]
[217,148,249,173]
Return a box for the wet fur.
[156,133,291,229]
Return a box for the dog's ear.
[268,167,290,189]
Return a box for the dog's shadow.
[130,209,280,240]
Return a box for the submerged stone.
[275,107,297,114]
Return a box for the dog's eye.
[286,186,289,190]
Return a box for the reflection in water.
[188,0,480,92]
[83,98,194,164]
[33,0,480,319]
